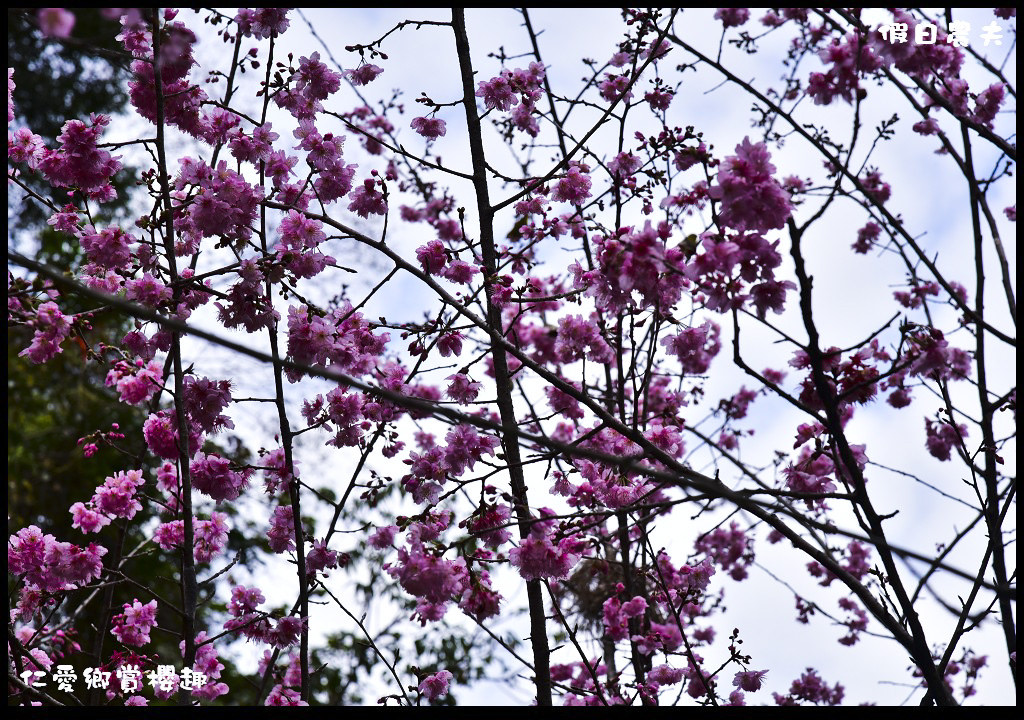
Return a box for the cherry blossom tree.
[7,7,1016,707]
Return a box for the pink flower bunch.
[285,302,390,382]
[270,615,306,648]
[714,8,750,28]
[174,159,263,249]
[153,513,229,563]
[8,127,46,168]
[733,669,768,692]
[649,664,685,685]
[644,420,685,458]
[416,239,448,274]
[440,424,499,477]
[925,418,968,462]
[551,163,593,205]
[783,445,838,509]
[509,511,584,581]
[721,386,758,420]
[37,8,76,38]
[860,169,891,205]
[570,457,651,511]
[661,320,721,375]
[37,114,122,199]
[901,327,972,382]
[852,221,881,254]
[773,668,844,705]
[293,52,341,103]
[92,469,145,521]
[602,595,648,641]
[478,62,546,135]
[709,137,792,234]
[509,531,581,581]
[545,383,585,420]
[183,631,229,701]
[322,387,368,448]
[940,78,971,117]
[368,524,399,548]
[806,33,882,105]
[411,116,447,139]
[70,500,110,534]
[684,230,794,317]
[105,359,163,405]
[599,72,633,103]
[261,447,296,494]
[418,669,453,701]
[127,19,210,138]
[79,225,133,271]
[558,661,617,706]
[695,521,752,581]
[190,452,249,502]
[571,221,688,312]
[346,63,383,86]
[673,141,711,172]
[893,279,940,309]
[644,88,674,111]
[912,116,940,136]
[216,259,280,333]
[263,652,307,705]
[267,505,295,553]
[181,376,234,434]
[476,69,524,112]
[608,151,642,180]
[796,341,890,410]
[228,122,279,165]
[143,410,202,460]
[124,273,172,307]
[234,8,290,39]
[272,52,341,120]
[441,259,479,285]
[436,332,463,357]
[342,104,394,154]
[292,119,357,201]
[9,525,108,596]
[110,599,158,647]
[349,177,387,218]
[445,373,481,404]
[837,596,868,645]
[386,541,468,620]
[681,653,716,698]
[971,83,1006,129]
[867,10,963,82]
[459,567,503,623]
[195,512,230,563]
[18,301,71,364]
[466,503,513,549]
[305,539,339,578]
[554,314,614,365]
[226,585,267,630]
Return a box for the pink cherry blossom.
[418,669,453,701]
[411,116,447,139]
[37,8,76,38]
[709,137,792,233]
